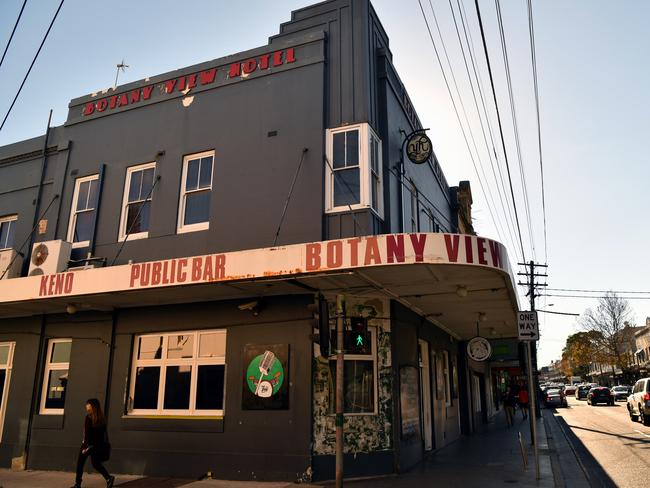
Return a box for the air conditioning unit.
[28,240,72,277]
[0,249,22,279]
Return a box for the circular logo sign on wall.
[246,351,284,398]
[406,132,432,164]
[467,336,492,362]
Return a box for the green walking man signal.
[356,334,364,347]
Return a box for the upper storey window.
[67,175,99,248]
[178,151,213,234]
[0,215,17,250]
[326,124,383,218]
[119,162,156,241]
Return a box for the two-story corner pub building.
[0,0,521,482]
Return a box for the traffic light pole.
[335,294,345,488]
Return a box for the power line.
[541,294,650,301]
[494,0,536,260]
[446,0,520,259]
[416,0,504,251]
[527,0,548,264]
[546,288,650,295]
[0,0,27,69]
[473,0,526,262]
[0,0,65,133]
[537,309,580,317]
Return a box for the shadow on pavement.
[551,414,618,488]
[116,478,194,487]
[567,424,650,444]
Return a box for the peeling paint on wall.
[312,297,393,455]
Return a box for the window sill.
[177,223,209,234]
[120,415,224,433]
[118,232,148,242]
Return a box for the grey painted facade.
[0,0,482,482]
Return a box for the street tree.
[579,292,635,381]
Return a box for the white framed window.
[328,326,378,415]
[0,342,15,442]
[67,175,99,248]
[325,123,383,218]
[0,215,18,250]
[422,208,435,232]
[128,330,226,416]
[119,162,156,241]
[40,339,71,415]
[177,151,214,234]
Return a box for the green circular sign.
[246,352,284,397]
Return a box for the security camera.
[238,300,260,312]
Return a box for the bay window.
[326,124,383,217]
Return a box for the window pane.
[128,170,143,202]
[0,370,5,406]
[167,334,194,359]
[185,159,200,191]
[199,333,225,358]
[138,336,163,360]
[196,364,225,410]
[73,210,95,243]
[333,133,345,169]
[0,345,8,365]
[184,190,210,225]
[76,181,89,211]
[0,221,14,249]
[88,179,98,210]
[44,369,68,410]
[346,130,359,166]
[329,360,374,413]
[333,168,360,207]
[133,366,160,410]
[141,168,154,199]
[163,365,192,410]
[5,220,15,249]
[126,201,150,234]
[371,138,379,173]
[51,341,71,363]
[199,157,213,189]
[371,175,379,210]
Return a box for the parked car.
[564,384,577,396]
[576,385,592,400]
[545,388,567,407]
[587,387,614,406]
[612,385,631,401]
[627,377,650,426]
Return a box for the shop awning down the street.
[0,233,520,340]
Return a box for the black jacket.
[82,415,106,451]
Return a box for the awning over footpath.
[0,233,520,340]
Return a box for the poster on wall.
[435,355,445,400]
[399,366,420,441]
[242,344,289,410]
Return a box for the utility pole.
[517,260,547,481]
[335,294,345,488]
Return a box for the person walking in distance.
[503,387,517,427]
[518,387,530,420]
[71,398,114,488]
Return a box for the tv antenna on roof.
[114,59,129,88]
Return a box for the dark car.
[612,385,631,401]
[627,378,650,426]
[576,385,592,400]
[545,388,567,407]
[587,387,614,406]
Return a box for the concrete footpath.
[0,408,588,488]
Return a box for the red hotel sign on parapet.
[17,233,509,300]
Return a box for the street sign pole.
[335,294,345,488]
[526,340,540,480]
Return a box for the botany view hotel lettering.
[0,0,521,482]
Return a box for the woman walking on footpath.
[71,398,114,488]
[503,387,517,427]
[518,387,530,419]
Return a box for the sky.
[1,0,649,366]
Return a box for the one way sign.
[518,311,539,341]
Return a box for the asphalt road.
[552,395,650,487]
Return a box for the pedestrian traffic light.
[308,295,331,357]
[348,316,369,354]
